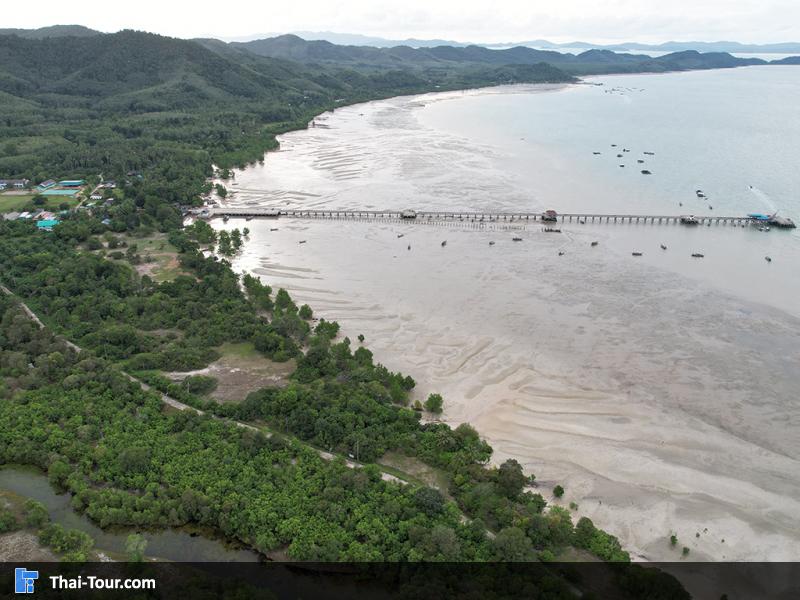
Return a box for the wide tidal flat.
[217,69,800,561]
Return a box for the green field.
[0,193,81,213]
[0,194,33,212]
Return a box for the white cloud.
[6,0,799,43]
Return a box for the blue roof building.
[42,189,78,197]
[36,219,60,231]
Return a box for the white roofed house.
[0,179,30,190]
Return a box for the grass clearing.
[165,342,296,403]
[217,342,261,359]
[0,194,33,212]
[125,233,184,282]
[0,193,81,213]
[379,451,452,495]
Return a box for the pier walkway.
[206,207,761,227]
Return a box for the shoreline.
[219,218,800,563]
[217,76,800,563]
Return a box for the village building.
[0,179,29,190]
[57,179,86,188]
[36,219,60,231]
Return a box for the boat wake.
[749,185,777,213]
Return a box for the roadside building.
[57,180,86,188]
[37,179,57,191]
[2,212,21,221]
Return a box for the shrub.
[181,375,218,395]
[424,393,443,414]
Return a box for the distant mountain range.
[230,34,780,76]
[283,32,800,54]
[2,25,799,55]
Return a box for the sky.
[7,0,800,44]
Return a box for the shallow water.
[0,466,260,562]
[218,66,800,561]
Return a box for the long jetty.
[205,207,763,227]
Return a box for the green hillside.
[0,30,571,213]
[0,25,101,39]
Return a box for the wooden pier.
[205,207,761,227]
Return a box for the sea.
[214,65,800,567]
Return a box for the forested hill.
[0,30,327,104]
[0,25,101,39]
[235,33,769,75]
[0,30,571,193]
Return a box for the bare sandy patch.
[167,342,295,403]
[0,531,58,562]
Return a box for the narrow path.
[0,282,403,484]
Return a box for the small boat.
[246,216,253,221]
[641,170,652,175]
[679,202,683,207]
[441,241,447,247]
[543,228,562,233]
[222,216,229,223]
[644,151,655,156]
[637,159,644,164]
[593,152,601,155]
[299,240,307,244]
[696,191,705,198]
[591,241,599,246]
[407,245,411,250]
[617,154,623,158]
[558,251,565,256]
[611,144,617,147]
[397,233,404,238]
[579,220,585,224]
[270,228,278,231]
[708,205,713,210]
[512,237,523,242]
[691,253,705,258]
[660,244,667,250]
[632,252,643,256]
[489,241,495,246]
[765,256,772,262]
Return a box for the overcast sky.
[8,0,800,44]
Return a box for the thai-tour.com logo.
[14,568,38,594]
[14,566,156,593]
